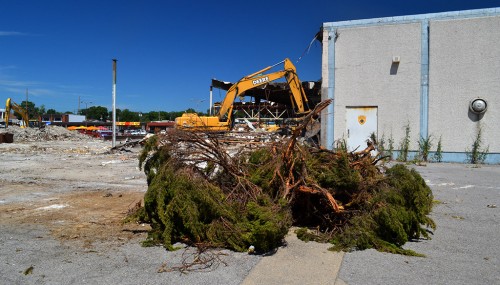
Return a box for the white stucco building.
[0,108,5,122]
[320,8,500,163]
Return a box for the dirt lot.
[0,136,149,248]
[0,127,261,285]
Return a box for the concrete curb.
[242,229,345,285]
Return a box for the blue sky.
[1,1,499,113]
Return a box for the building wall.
[429,16,500,154]
[333,23,421,150]
[66,114,86,123]
[322,8,500,163]
[1,108,19,125]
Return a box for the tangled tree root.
[135,99,435,257]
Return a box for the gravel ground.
[338,163,500,285]
[0,224,260,285]
[0,135,261,285]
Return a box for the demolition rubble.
[0,125,93,143]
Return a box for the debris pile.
[136,100,435,256]
[0,125,94,142]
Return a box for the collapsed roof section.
[211,79,322,109]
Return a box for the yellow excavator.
[5,98,29,128]
[175,58,310,131]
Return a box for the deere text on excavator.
[175,58,311,132]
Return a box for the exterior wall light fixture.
[469,98,488,114]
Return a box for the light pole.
[80,101,92,114]
[138,112,143,131]
[80,101,93,110]
[112,59,117,148]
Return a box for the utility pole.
[112,59,117,147]
[209,86,213,115]
[25,88,28,120]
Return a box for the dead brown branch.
[297,185,342,213]
[280,99,333,200]
[283,99,333,162]
[157,245,228,274]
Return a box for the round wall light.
[469,98,487,114]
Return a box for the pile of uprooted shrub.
[135,101,435,256]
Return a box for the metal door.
[346,107,378,151]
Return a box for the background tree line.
[10,100,203,122]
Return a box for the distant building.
[146,121,175,133]
[320,8,500,163]
[40,114,86,123]
[1,108,19,125]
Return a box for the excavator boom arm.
[216,58,310,119]
[5,98,29,127]
[5,98,11,126]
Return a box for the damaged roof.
[211,79,322,108]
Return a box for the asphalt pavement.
[1,163,498,284]
[336,163,500,285]
[240,163,500,285]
